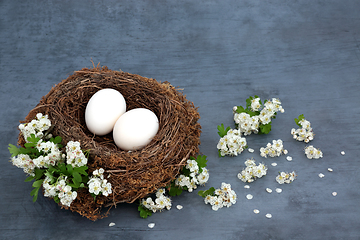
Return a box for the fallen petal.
[248,148,255,153]
[109,222,116,227]
[253,209,260,214]
[275,188,282,193]
[328,168,333,172]
[271,162,277,167]
[341,151,345,155]
[318,173,325,178]
[332,192,337,196]
[266,188,272,193]
[176,205,183,210]
[246,194,253,200]
[244,185,250,189]
[286,156,293,161]
[148,223,155,228]
[265,213,272,219]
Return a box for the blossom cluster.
[65,141,88,168]
[276,171,296,184]
[141,188,172,213]
[237,158,267,183]
[175,159,209,192]
[304,145,323,159]
[260,139,288,158]
[291,118,314,143]
[217,129,247,157]
[203,183,237,211]
[87,168,112,197]
[233,98,284,136]
[43,175,78,207]
[19,113,52,142]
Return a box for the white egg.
[85,88,126,136]
[113,108,159,151]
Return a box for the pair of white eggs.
[85,88,159,151]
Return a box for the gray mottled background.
[1,1,360,239]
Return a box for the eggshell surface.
[113,108,159,151]
[85,88,126,135]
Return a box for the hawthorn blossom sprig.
[291,114,314,143]
[65,141,88,168]
[217,124,247,157]
[304,145,323,159]
[260,139,288,158]
[237,158,267,183]
[276,171,297,184]
[43,175,78,207]
[198,182,237,211]
[140,188,172,213]
[87,168,112,197]
[233,96,284,135]
[174,157,209,193]
[18,113,52,142]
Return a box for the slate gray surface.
[1,1,360,239]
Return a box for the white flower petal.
[253,209,260,214]
[286,156,293,161]
[275,188,282,193]
[244,185,250,189]
[332,192,337,196]
[271,162,277,167]
[246,194,253,200]
[340,151,345,155]
[148,223,155,228]
[248,148,254,153]
[266,188,272,193]
[109,222,115,227]
[318,173,325,178]
[176,205,183,210]
[265,213,272,219]
[328,168,333,172]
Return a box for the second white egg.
[113,108,159,151]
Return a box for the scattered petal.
[341,151,345,155]
[176,205,183,210]
[286,156,293,161]
[246,194,253,200]
[318,173,325,178]
[244,185,250,189]
[271,162,277,167]
[265,213,272,219]
[266,188,272,193]
[275,188,282,193]
[253,209,260,214]
[109,222,115,227]
[148,223,155,229]
[328,168,333,172]
[332,192,337,196]
[248,148,255,153]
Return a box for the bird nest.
[18,66,201,220]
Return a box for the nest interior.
[19,66,201,220]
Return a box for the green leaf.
[138,205,152,219]
[245,96,253,109]
[218,149,223,158]
[72,171,82,184]
[53,136,62,144]
[235,106,246,114]
[25,175,35,182]
[30,187,40,202]
[58,163,67,175]
[168,185,183,196]
[34,168,45,180]
[294,114,305,127]
[259,123,272,134]
[217,124,231,138]
[8,144,20,157]
[198,187,216,198]
[66,164,74,175]
[195,155,207,173]
[32,179,43,188]
[73,165,88,176]
[27,134,40,144]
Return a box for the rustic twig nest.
[18,66,201,220]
